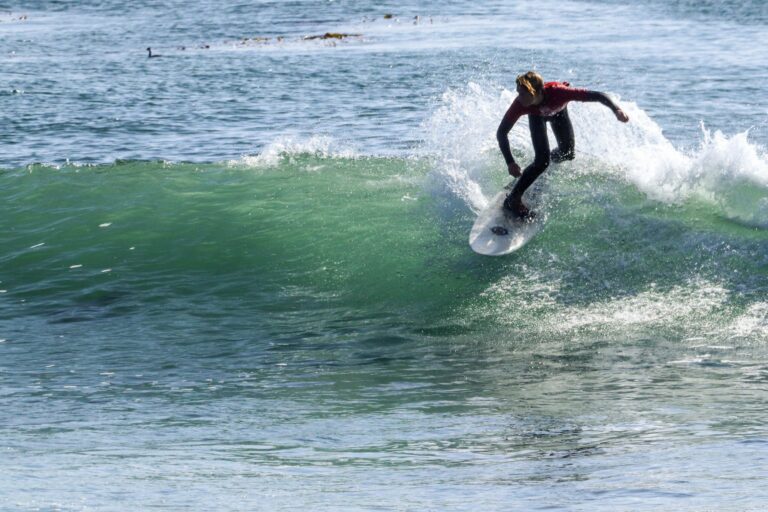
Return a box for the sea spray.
[421,82,524,213]
[422,81,768,227]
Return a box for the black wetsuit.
[506,108,575,209]
[497,82,621,212]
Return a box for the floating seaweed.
[362,13,432,25]
[0,12,29,22]
[302,32,362,41]
[156,32,362,55]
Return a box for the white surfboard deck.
[469,185,543,256]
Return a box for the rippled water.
[2,1,768,510]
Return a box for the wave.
[3,86,768,343]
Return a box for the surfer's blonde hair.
[516,71,544,96]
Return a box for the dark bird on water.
[146,47,162,58]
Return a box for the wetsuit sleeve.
[559,87,591,102]
[569,88,621,113]
[496,101,525,166]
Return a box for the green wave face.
[1,157,454,330]
[3,156,768,346]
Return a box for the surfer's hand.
[615,108,629,123]
[508,161,522,177]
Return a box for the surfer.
[497,71,629,218]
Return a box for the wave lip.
[421,81,768,227]
[230,135,358,168]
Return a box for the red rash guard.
[502,81,590,126]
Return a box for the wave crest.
[231,135,358,168]
[422,82,768,226]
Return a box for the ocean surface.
[2,1,768,510]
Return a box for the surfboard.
[469,184,542,256]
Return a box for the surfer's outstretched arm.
[583,91,630,122]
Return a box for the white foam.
[730,302,768,339]
[421,82,524,213]
[231,135,358,168]
[472,268,768,344]
[476,273,731,339]
[422,82,768,224]
[550,281,728,334]
[572,101,768,213]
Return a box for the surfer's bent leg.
[505,115,549,211]
[549,108,575,162]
